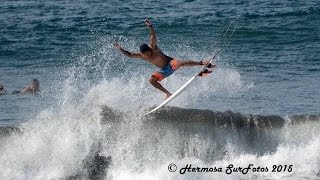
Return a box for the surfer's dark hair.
[33,79,39,84]
[32,79,40,86]
[140,44,151,53]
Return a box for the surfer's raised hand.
[144,18,153,28]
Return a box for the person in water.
[113,18,216,99]
[0,83,7,95]
[12,79,40,94]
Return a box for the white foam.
[0,36,263,180]
[106,134,320,180]
[0,85,104,179]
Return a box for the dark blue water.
[0,0,319,179]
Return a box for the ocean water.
[0,0,319,179]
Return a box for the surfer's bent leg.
[149,60,182,99]
[149,76,172,99]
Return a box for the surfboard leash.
[207,21,236,65]
[198,22,236,76]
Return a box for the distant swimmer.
[0,83,7,95]
[12,79,40,95]
[114,18,216,99]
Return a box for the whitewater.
[1,0,320,179]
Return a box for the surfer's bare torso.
[139,46,173,68]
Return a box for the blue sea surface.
[0,0,319,179]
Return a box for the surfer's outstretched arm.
[144,18,156,49]
[181,60,216,68]
[113,43,142,58]
[180,61,203,66]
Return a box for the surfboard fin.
[206,63,216,68]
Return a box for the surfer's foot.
[199,69,213,77]
[165,93,172,100]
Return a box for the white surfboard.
[144,51,220,115]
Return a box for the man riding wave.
[114,18,215,99]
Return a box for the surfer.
[12,79,40,95]
[113,18,215,99]
[0,83,6,95]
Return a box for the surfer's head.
[140,44,152,55]
[32,79,40,89]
